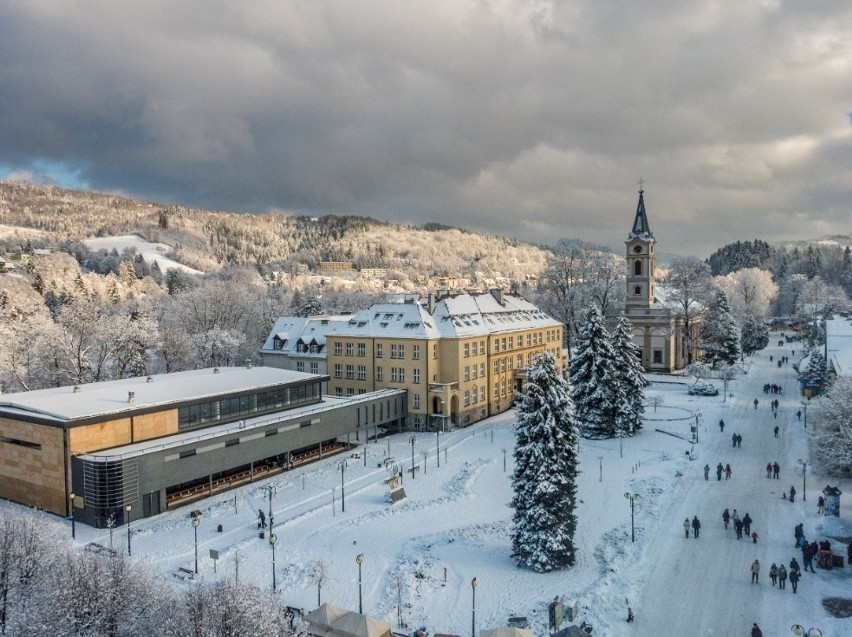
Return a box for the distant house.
[318,261,354,272]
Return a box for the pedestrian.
[794,523,804,545]
[737,433,742,448]
[790,568,799,593]
[796,410,801,421]
[743,513,752,535]
[692,515,701,539]
[725,464,732,480]
[773,411,777,419]
[817,495,825,514]
[722,508,730,529]
[717,462,724,480]
[789,485,796,502]
[773,462,780,479]
[751,623,763,637]
[734,518,744,540]
[754,398,759,409]
[847,540,852,566]
[769,563,778,586]
[750,559,760,583]
[731,432,738,448]
[770,355,773,362]
[802,543,816,573]
[257,508,266,529]
[683,517,690,539]
[778,564,787,589]
[627,607,634,623]
[704,464,710,480]
[752,531,759,544]
[774,425,779,436]
[719,419,725,432]
[766,462,773,479]
[789,557,800,574]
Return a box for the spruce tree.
[511,352,579,572]
[701,290,740,367]
[804,347,828,391]
[569,304,620,439]
[740,314,769,356]
[612,314,647,435]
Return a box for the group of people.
[760,383,784,394]
[683,516,701,538]
[722,508,757,542]
[730,433,743,447]
[765,559,801,592]
[765,461,781,479]
[705,462,733,480]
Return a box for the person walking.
[754,398,759,409]
[797,410,802,421]
[847,540,852,566]
[773,462,780,479]
[731,432,738,448]
[722,508,730,529]
[734,517,744,540]
[719,419,725,432]
[751,623,763,637]
[683,518,690,538]
[790,568,800,593]
[789,485,796,502]
[752,531,759,543]
[692,516,701,539]
[742,513,752,535]
[818,495,825,514]
[769,563,778,586]
[717,463,724,481]
[778,564,788,589]
[704,464,710,480]
[750,559,760,583]
[257,508,266,529]
[789,557,800,575]
[725,464,732,480]
[736,433,742,448]
[766,462,773,479]
[774,425,779,436]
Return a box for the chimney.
[490,288,504,305]
[427,292,436,315]
[128,391,135,404]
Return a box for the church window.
[634,260,642,275]
[634,285,642,295]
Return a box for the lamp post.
[124,504,132,556]
[801,401,808,429]
[265,484,276,536]
[191,517,200,574]
[68,492,76,540]
[436,428,440,468]
[624,492,640,542]
[470,577,478,637]
[791,625,822,637]
[502,448,507,473]
[409,435,416,479]
[356,553,364,614]
[797,459,807,502]
[269,533,278,592]
[338,460,348,512]
[423,451,428,475]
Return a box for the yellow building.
[326,289,563,430]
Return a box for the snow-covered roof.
[0,366,325,423]
[328,291,560,340]
[260,315,353,355]
[827,317,852,376]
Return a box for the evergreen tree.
[511,352,579,572]
[740,314,769,356]
[612,314,647,435]
[700,290,741,367]
[840,246,852,296]
[804,347,828,390]
[569,304,620,439]
[297,294,324,317]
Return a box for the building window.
[413,369,420,383]
[358,342,366,357]
[479,340,485,354]
[310,362,319,374]
[335,387,343,397]
[376,343,383,357]
[480,386,485,402]
[471,365,477,379]
[334,364,342,378]
[376,366,383,381]
[526,334,532,346]
[464,391,470,406]
[334,342,342,356]
[479,363,485,377]
[464,366,470,381]
[634,259,642,275]
[296,361,305,372]
[634,285,642,295]
[398,344,405,358]
[516,354,522,368]
[358,365,366,380]
[413,393,421,409]
[358,389,366,395]
[493,382,499,397]
[500,378,506,394]
[433,343,438,359]
[493,360,498,374]
[347,388,355,397]
[494,340,500,353]
[346,364,354,379]
[463,343,470,357]
[413,344,420,360]
[472,384,478,403]
[346,342,353,356]
[653,350,663,364]
[508,336,513,349]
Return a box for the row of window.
[177,383,321,431]
[295,361,320,374]
[463,386,488,406]
[333,365,421,384]
[332,341,423,360]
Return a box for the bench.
[84,542,117,557]
[173,567,195,580]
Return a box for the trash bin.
[259,530,265,539]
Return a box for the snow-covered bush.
[688,381,719,396]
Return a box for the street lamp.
[409,435,416,479]
[624,492,640,542]
[338,460,348,512]
[356,553,364,614]
[797,459,807,502]
[436,428,441,468]
[124,504,132,556]
[68,492,76,540]
[801,401,808,429]
[265,484,276,536]
[791,625,822,637]
[191,516,200,574]
[470,577,478,637]
[269,533,278,592]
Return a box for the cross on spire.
[637,178,644,192]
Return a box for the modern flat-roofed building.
[0,366,405,527]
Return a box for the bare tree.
[663,257,714,364]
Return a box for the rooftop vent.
[73,385,81,393]
[146,376,153,383]
[128,391,135,404]
[213,367,220,374]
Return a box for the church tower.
[625,188,656,312]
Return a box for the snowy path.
[637,337,820,637]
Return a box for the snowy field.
[83,234,203,274]
[4,334,851,636]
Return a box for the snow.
[82,234,203,274]
[6,333,851,636]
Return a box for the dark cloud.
[1,1,850,256]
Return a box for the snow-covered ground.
[6,334,851,636]
[83,234,203,274]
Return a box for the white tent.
[480,628,534,637]
[305,603,391,637]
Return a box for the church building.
[624,189,700,372]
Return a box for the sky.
[1,1,851,257]
[4,336,848,636]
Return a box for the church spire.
[627,188,654,241]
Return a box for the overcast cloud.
[1,1,850,256]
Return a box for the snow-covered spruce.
[700,289,741,367]
[612,314,647,435]
[511,352,580,572]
